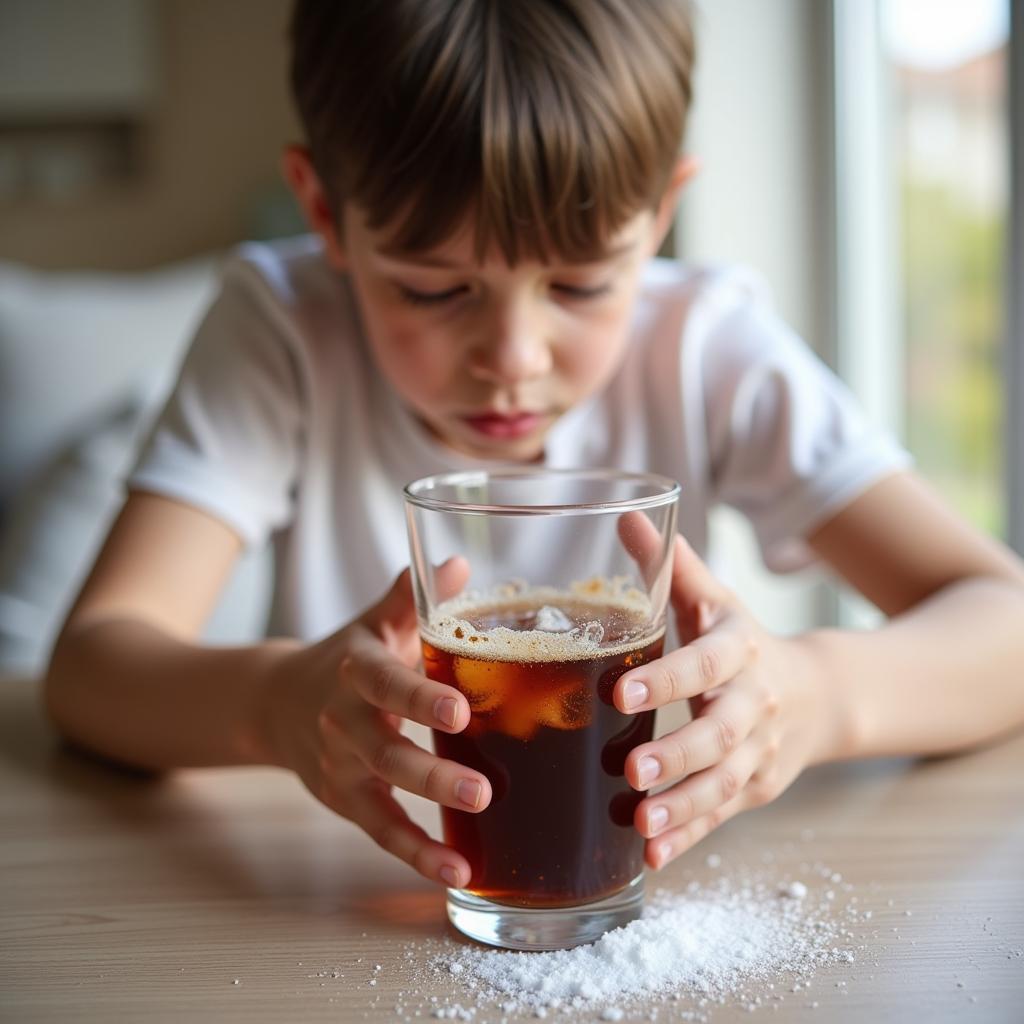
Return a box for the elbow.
[42,617,106,746]
[41,625,165,778]
[925,571,1024,615]
[968,572,1024,607]
[42,629,81,740]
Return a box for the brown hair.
[289,0,695,264]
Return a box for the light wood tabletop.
[2,674,1022,1023]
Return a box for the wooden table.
[2,675,1022,1023]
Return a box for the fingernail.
[434,697,459,728]
[623,679,649,710]
[648,805,669,834]
[656,841,672,869]
[439,864,462,888]
[637,756,661,788]
[456,778,482,809]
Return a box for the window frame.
[1009,0,1024,555]
[829,0,1020,555]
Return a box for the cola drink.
[423,594,663,909]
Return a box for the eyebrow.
[377,242,635,269]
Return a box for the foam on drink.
[424,576,660,664]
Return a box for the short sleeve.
[128,257,305,547]
[702,285,911,573]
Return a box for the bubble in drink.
[422,586,663,909]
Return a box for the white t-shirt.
[130,235,909,641]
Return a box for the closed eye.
[553,283,612,299]
[398,284,468,305]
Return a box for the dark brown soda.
[423,599,662,909]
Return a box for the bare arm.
[802,470,1024,759]
[604,470,1024,869]
[44,491,290,768]
[43,490,490,888]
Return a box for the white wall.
[676,0,834,634]
[0,0,300,270]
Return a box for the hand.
[263,561,492,888]
[613,534,840,870]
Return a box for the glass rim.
[403,468,681,517]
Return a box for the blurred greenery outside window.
[883,0,1009,536]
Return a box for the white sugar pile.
[406,866,864,1021]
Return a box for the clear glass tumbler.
[404,468,680,950]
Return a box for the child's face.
[282,147,692,462]
[336,205,662,462]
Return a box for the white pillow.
[0,400,272,675]
[0,255,219,506]
[0,253,273,674]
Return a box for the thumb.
[362,567,418,638]
[435,555,472,602]
[670,534,731,641]
[363,557,471,636]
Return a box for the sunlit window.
[882,0,1010,535]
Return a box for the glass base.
[446,874,645,951]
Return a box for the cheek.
[558,302,634,393]
[347,275,452,405]
[363,308,456,405]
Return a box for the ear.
[649,154,700,257]
[281,144,348,271]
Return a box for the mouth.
[460,410,547,440]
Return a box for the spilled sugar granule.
[302,847,885,1021]
[391,858,869,1021]
[435,889,833,1009]
[424,885,849,1016]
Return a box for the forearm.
[798,576,1024,761]
[44,616,298,770]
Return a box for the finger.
[645,789,749,870]
[670,533,730,609]
[614,615,751,713]
[362,558,471,641]
[343,631,472,732]
[331,712,493,812]
[616,510,667,591]
[333,777,473,887]
[669,535,732,643]
[636,736,762,839]
[624,672,760,789]
[361,566,419,638]
[435,555,471,601]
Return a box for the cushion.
[0,400,272,674]
[0,254,273,675]
[0,255,218,508]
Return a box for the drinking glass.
[404,468,680,950]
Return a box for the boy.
[45,0,1024,894]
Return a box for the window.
[835,0,1011,537]
[831,0,1016,625]
[678,2,1019,634]
[883,0,1010,536]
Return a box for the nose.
[467,297,553,385]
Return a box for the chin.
[447,427,547,463]
[466,438,545,463]
[416,411,547,462]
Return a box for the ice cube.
[554,686,593,730]
[496,701,539,741]
[452,656,509,712]
[534,605,574,632]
